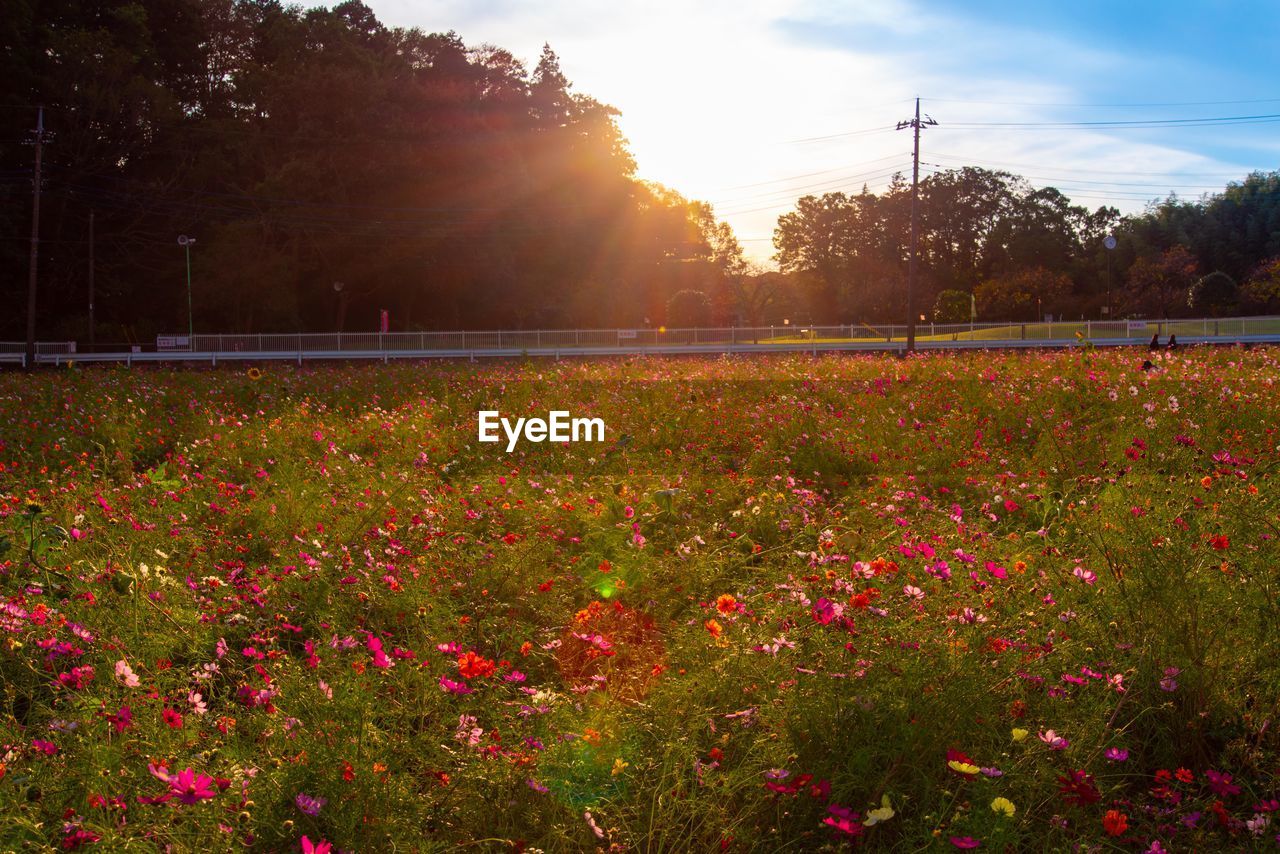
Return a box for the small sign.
[617,329,637,339]
[157,335,190,350]
[1127,321,1147,334]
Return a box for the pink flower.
[1039,729,1069,750]
[1105,747,1129,762]
[366,634,393,669]
[115,660,141,688]
[149,764,218,804]
[950,837,982,849]
[31,738,58,756]
[300,836,333,854]
[439,675,474,695]
[822,803,863,837]
[623,505,634,519]
[107,705,133,734]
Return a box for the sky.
[366,0,1280,264]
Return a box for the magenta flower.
[31,738,58,756]
[950,836,982,849]
[822,803,863,837]
[1105,747,1129,762]
[149,764,217,804]
[300,837,333,854]
[439,675,474,695]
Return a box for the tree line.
[2,1,1277,342]
[770,167,1280,325]
[0,0,745,342]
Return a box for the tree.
[1239,257,1280,314]
[773,193,857,319]
[1123,246,1199,318]
[1187,271,1237,316]
[932,289,971,323]
[666,289,711,327]
[974,268,1071,321]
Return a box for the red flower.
[457,651,496,679]
[1209,534,1230,550]
[1056,769,1101,806]
[1102,809,1128,837]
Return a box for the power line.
[925,96,1280,108]
[926,151,1254,179]
[710,164,909,208]
[942,113,1280,130]
[713,152,908,190]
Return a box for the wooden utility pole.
[89,209,96,350]
[897,98,937,354]
[25,106,47,370]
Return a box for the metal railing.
[5,317,1279,366]
[177,317,1279,353]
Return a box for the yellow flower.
[247,367,263,381]
[863,794,895,826]
[611,758,629,776]
[1011,728,1029,742]
[947,760,980,775]
[990,796,1016,817]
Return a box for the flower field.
[0,349,1278,852]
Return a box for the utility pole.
[897,98,937,354]
[24,106,47,370]
[89,209,95,350]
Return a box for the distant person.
[1141,359,1154,372]
[1167,334,1178,351]
[1148,333,1160,351]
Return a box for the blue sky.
[366,1,1279,262]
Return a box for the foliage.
[0,2,743,336]
[1240,257,1280,314]
[0,350,1278,850]
[665,289,712,327]
[974,267,1071,321]
[1187,271,1237,315]
[932,289,971,323]
[1122,246,1200,318]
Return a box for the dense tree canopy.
[772,166,1279,324]
[0,0,745,341]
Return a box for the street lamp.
[333,281,348,333]
[178,235,195,348]
[1103,234,1117,319]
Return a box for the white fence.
[175,316,1278,354]
[4,316,1279,366]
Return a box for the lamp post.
[178,235,195,348]
[1103,234,1117,319]
[333,281,347,333]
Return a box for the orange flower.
[1102,809,1128,837]
[1200,475,1213,489]
[715,594,737,615]
[457,651,497,679]
[1175,768,1194,784]
[705,619,723,638]
[519,641,532,656]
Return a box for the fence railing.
[5,317,1279,366]
[173,317,1279,353]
